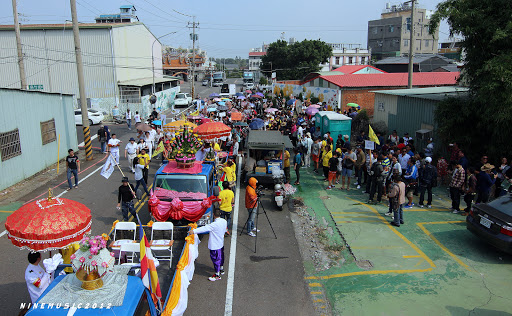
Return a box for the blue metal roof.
[120,5,134,9]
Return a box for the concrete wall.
[0,89,77,191]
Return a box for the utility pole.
[12,0,27,90]
[407,0,416,89]
[188,17,198,98]
[70,0,93,160]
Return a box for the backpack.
[389,183,400,208]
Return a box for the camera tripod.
[240,191,277,253]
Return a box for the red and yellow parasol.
[5,195,92,251]
[193,122,231,140]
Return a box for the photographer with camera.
[245,177,259,237]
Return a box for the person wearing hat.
[117,177,136,221]
[424,138,434,157]
[476,163,497,204]
[125,137,138,173]
[418,157,438,208]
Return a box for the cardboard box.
[255,166,266,174]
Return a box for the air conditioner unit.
[416,129,433,140]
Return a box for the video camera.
[256,185,265,197]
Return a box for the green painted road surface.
[295,167,512,316]
[0,202,22,224]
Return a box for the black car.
[467,193,512,253]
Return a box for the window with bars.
[41,119,56,145]
[0,129,22,161]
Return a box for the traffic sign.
[28,85,43,90]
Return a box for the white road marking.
[224,155,241,316]
[0,230,7,238]
[56,165,104,198]
[78,134,97,147]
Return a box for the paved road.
[0,94,315,315]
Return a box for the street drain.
[356,259,374,270]
[292,199,305,207]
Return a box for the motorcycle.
[272,168,286,211]
[113,115,125,125]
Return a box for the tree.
[259,77,268,85]
[429,0,512,161]
[260,39,332,80]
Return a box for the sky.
[1,0,452,58]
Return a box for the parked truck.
[212,71,226,87]
[220,83,237,97]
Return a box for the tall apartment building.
[368,2,439,60]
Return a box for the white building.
[319,43,371,72]
[248,51,266,71]
[0,22,177,116]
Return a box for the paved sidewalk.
[295,167,512,316]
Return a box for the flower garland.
[169,126,203,161]
[71,234,115,277]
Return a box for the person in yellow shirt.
[322,145,332,181]
[222,160,236,188]
[229,158,237,182]
[218,181,235,236]
[213,142,221,152]
[137,148,151,184]
[283,150,291,184]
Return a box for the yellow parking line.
[403,208,451,212]
[310,291,322,295]
[336,220,384,224]
[308,283,322,287]
[416,221,471,271]
[305,268,433,280]
[313,299,325,303]
[345,197,436,268]
[333,214,379,218]
[0,210,14,213]
[403,255,421,258]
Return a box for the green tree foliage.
[429,0,512,160]
[260,39,332,80]
[259,77,268,85]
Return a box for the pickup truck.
[149,161,216,227]
[174,93,192,108]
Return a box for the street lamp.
[152,31,177,94]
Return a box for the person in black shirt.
[66,149,80,191]
[151,108,159,120]
[117,177,136,221]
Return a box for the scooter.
[272,168,286,211]
[113,115,125,124]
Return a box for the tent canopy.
[247,131,285,150]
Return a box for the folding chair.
[119,243,141,266]
[150,222,174,262]
[110,222,137,251]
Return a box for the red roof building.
[248,52,267,57]
[332,65,386,74]
[302,72,459,115]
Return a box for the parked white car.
[174,93,192,108]
[75,109,104,126]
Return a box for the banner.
[364,140,375,150]
[369,125,380,145]
[100,155,115,179]
[152,142,164,158]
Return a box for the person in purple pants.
[189,208,227,281]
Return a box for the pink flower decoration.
[101,262,108,268]
[79,257,85,263]
[88,255,92,259]
[110,252,115,257]
[91,260,97,266]
[70,254,76,260]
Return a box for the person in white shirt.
[189,209,227,282]
[144,131,154,157]
[126,109,132,130]
[232,139,239,156]
[133,157,150,196]
[25,252,52,303]
[403,132,412,146]
[125,137,138,172]
[134,111,141,124]
[108,134,121,163]
[297,125,304,140]
[301,132,313,167]
[398,148,411,170]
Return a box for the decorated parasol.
[5,193,92,251]
[163,120,197,133]
[310,103,321,109]
[135,122,152,132]
[306,106,320,115]
[193,121,231,139]
[347,103,359,107]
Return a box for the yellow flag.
[152,142,164,158]
[369,125,380,145]
[190,110,199,116]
